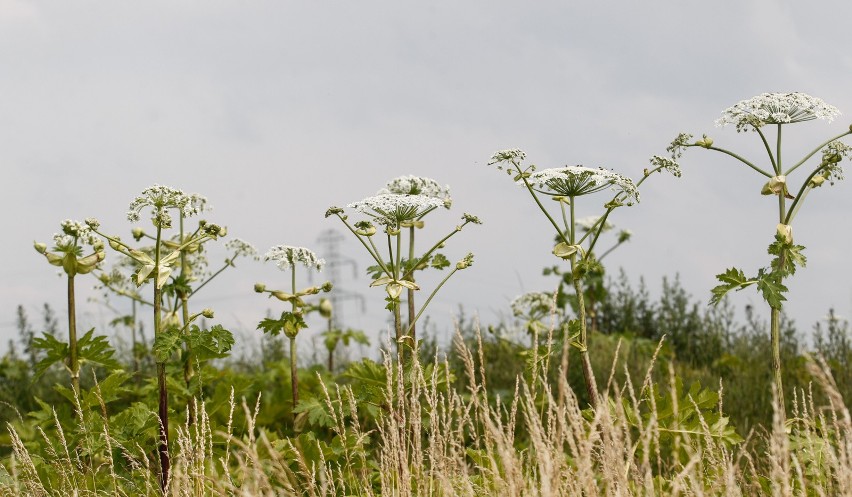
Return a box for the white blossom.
[488,149,527,170]
[265,245,325,272]
[347,193,446,225]
[576,216,614,233]
[511,291,560,319]
[225,238,259,259]
[525,166,640,204]
[649,155,682,178]
[716,92,841,132]
[127,185,210,229]
[380,175,452,207]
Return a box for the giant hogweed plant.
[88,185,236,490]
[665,92,852,413]
[379,175,451,346]
[254,245,332,416]
[488,150,680,408]
[94,233,257,385]
[326,179,479,360]
[33,220,115,396]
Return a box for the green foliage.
[32,328,119,380]
[257,311,306,338]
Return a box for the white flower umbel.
[525,166,640,205]
[716,92,841,132]
[127,185,209,229]
[511,291,559,318]
[488,148,527,167]
[380,175,452,206]
[347,193,446,226]
[575,216,614,233]
[649,156,683,178]
[265,245,325,272]
[225,238,260,259]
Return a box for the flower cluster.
[347,193,446,226]
[575,216,614,233]
[265,245,325,272]
[380,175,452,207]
[510,291,559,319]
[54,219,100,248]
[524,166,640,205]
[649,155,683,178]
[488,149,527,170]
[225,238,260,260]
[715,92,841,132]
[817,140,851,185]
[666,132,694,159]
[127,185,210,229]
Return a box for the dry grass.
[3,326,852,496]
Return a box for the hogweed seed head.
[225,238,259,260]
[264,245,325,272]
[716,92,841,132]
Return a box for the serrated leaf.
[709,267,756,306]
[293,397,335,428]
[77,329,120,370]
[32,333,69,380]
[756,268,788,308]
[430,253,450,270]
[187,324,235,361]
[151,326,183,362]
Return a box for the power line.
[314,229,365,329]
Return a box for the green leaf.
[756,268,788,308]
[257,316,285,336]
[430,253,450,270]
[187,324,235,361]
[32,333,68,380]
[293,397,335,428]
[768,238,806,277]
[151,326,183,362]
[709,267,756,306]
[77,329,120,370]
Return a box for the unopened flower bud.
[84,218,100,230]
[131,227,145,241]
[109,238,122,250]
[254,283,266,293]
[456,253,474,270]
[321,281,333,292]
[34,241,47,254]
[318,298,332,318]
[201,308,215,319]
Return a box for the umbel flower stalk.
[379,175,451,345]
[327,190,479,362]
[256,245,331,416]
[489,150,679,409]
[94,185,223,492]
[34,219,105,395]
[665,92,852,416]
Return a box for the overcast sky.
[3,1,852,357]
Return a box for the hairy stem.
[67,274,80,396]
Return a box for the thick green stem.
[67,275,80,396]
[179,217,196,424]
[290,268,299,413]
[153,226,170,492]
[407,225,416,344]
[573,274,599,410]
[756,126,779,174]
[290,336,299,409]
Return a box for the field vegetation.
[3,92,852,495]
